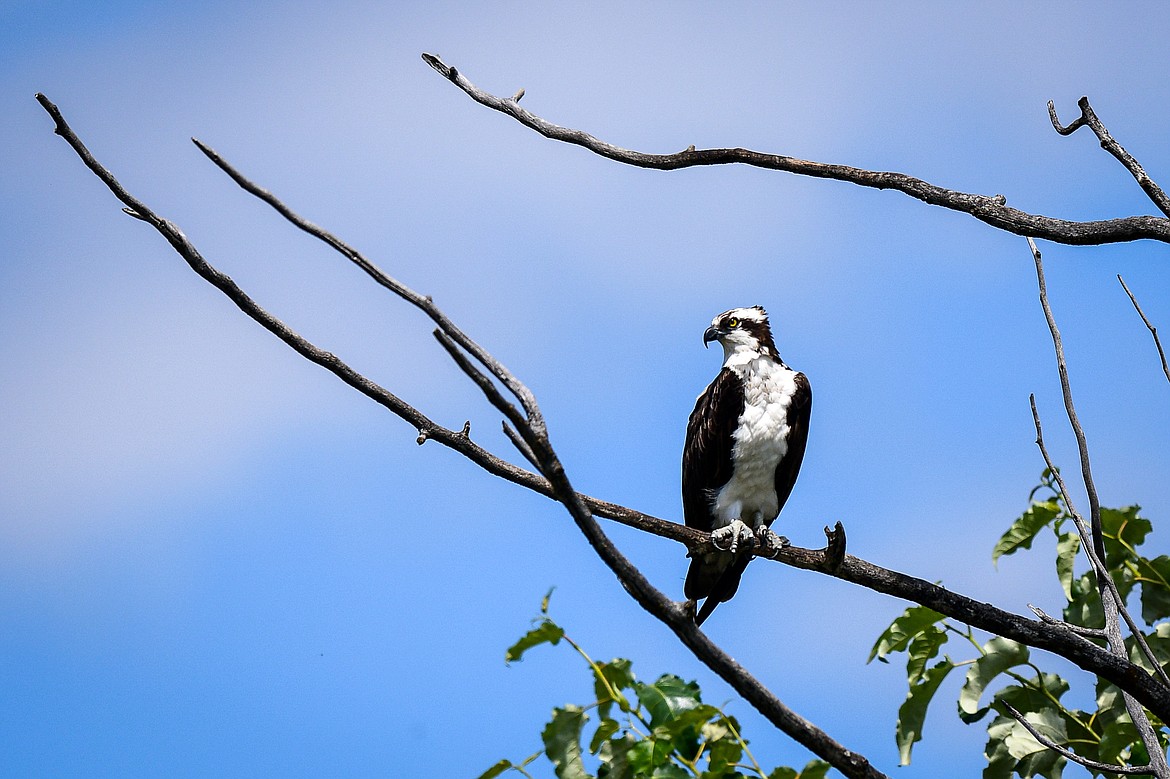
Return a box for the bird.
[682,306,812,626]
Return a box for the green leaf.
[1129,622,1170,676]
[768,769,798,779]
[700,714,745,776]
[649,765,689,778]
[797,759,831,779]
[1102,505,1151,568]
[1003,708,1067,760]
[625,737,675,773]
[869,605,947,663]
[636,675,702,728]
[982,711,1067,779]
[657,704,721,761]
[1140,556,1170,624]
[1013,745,1064,779]
[1097,717,1139,769]
[476,759,515,779]
[906,626,948,685]
[594,658,636,720]
[1063,570,1104,630]
[994,500,1060,564]
[993,673,1069,716]
[959,637,1029,723]
[983,715,1018,779]
[896,660,954,765]
[590,719,621,756]
[598,733,635,779]
[505,619,564,664]
[541,705,590,779]
[1055,531,1080,601]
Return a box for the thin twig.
[1029,238,1104,564]
[1049,98,1170,218]
[421,54,1170,246]
[1028,604,1106,640]
[1029,396,1170,691]
[1119,275,1170,385]
[1029,247,1168,687]
[1002,703,1155,775]
[192,137,546,434]
[1029,238,1170,777]
[501,421,542,470]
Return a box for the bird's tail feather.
[693,556,751,626]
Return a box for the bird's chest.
[713,364,797,524]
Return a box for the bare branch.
[1049,97,1170,218]
[1029,238,1104,563]
[420,54,1170,246]
[502,421,542,471]
[191,137,546,434]
[42,92,889,779]
[1029,248,1168,687]
[191,120,1170,721]
[39,92,1170,744]
[1028,604,1106,640]
[1119,275,1170,385]
[1002,703,1156,775]
[1029,394,1170,694]
[1029,242,1170,777]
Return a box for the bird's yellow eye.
[728,317,740,328]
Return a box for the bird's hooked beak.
[703,325,723,348]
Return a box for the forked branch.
[422,54,1170,246]
[1048,97,1170,218]
[37,93,1170,772]
[1002,703,1156,776]
[1028,239,1170,778]
[37,91,886,779]
[189,122,1170,724]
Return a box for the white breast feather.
[712,358,797,530]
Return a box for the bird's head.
[703,306,780,363]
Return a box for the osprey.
[682,306,812,625]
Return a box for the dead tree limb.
[36,91,887,779]
[36,91,1170,728]
[421,53,1170,247]
[1048,97,1170,218]
[1029,238,1170,778]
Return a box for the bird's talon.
[754,528,790,558]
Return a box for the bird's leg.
[711,519,755,554]
[753,518,789,559]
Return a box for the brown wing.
[682,368,744,600]
[682,368,744,531]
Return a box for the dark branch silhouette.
[1048,98,1170,219]
[185,110,1170,725]
[37,92,888,779]
[36,85,1170,775]
[421,53,1170,247]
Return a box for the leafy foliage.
[871,470,1170,777]
[481,595,829,779]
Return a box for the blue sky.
[3,2,1170,776]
